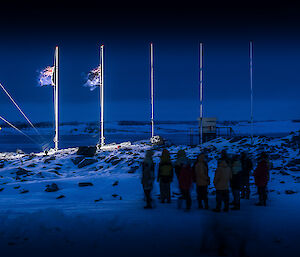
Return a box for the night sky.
[0,1,300,123]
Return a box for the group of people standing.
[141,148,272,212]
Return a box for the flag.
[39,66,55,86]
[84,66,101,91]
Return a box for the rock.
[128,166,139,173]
[20,189,29,194]
[16,167,30,176]
[294,177,300,183]
[287,159,300,167]
[0,188,4,192]
[112,181,119,186]
[289,167,300,172]
[105,156,119,164]
[78,182,93,187]
[229,137,243,143]
[279,170,290,176]
[56,195,65,199]
[45,183,59,192]
[44,156,56,164]
[111,158,122,166]
[71,156,85,165]
[94,197,103,202]
[112,194,118,198]
[270,154,282,160]
[280,181,285,184]
[77,146,97,157]
[127,159,135,166]
[285,190,297,194]
[36,171,44,178]
[78,158,98,168]
[49,170,62,176]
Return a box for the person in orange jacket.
[193,153,210,209]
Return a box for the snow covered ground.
[0,131,300,257]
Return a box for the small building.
[199,117,217,142]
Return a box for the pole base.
[150,135,164,145]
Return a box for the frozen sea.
[1,119,299,153]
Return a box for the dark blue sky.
[0,1,300,122]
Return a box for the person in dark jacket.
[220,149,232,168]
[157,149,173,203]
[141,150,155,209]
[240,152,253,199]
[174,149,188,199]
[193,153,210,209]
[230,155,242,210]
[178,159,194,210]
[253,152,270,206]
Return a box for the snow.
[0,132,300,256]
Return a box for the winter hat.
[144,150,154,164]
[196,153,205,162]
[160,149,171,163]
[175,149,188,166]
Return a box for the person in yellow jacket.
[213,159,232,212]
[193,153,210,209]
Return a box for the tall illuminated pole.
[99,45,105,147]
[54,46,59,150]
[250,41,254,144]
[199,43,203,145]
[150,42,154,138]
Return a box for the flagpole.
[54,46,59,150]
[199,42,203,146]
[249,41,253,144]
[99,44,105,147]
[150,42,154,138]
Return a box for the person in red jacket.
[178,160,194,210]
[253,152,271,206]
